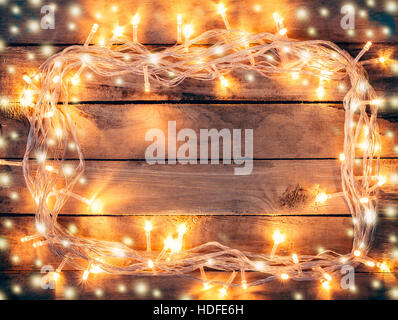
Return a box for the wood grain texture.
[1,104,398,159]
[0,0,397,44]
[0,160,397,215]
[0,45,397,102]
[0,271,396,300]
[0,215,396,271]
[0,0,397,300]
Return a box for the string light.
[292,253,302,275]
[219,75,229,88]
[339,153,345,161]
[82,266,90,281]
[200,266,211,290]
[17,9,385,291]
[217,3,230,30]
[84,23,98,46]
[112,25,124,38]
[145,221,152,253]
[378,262,390,272]
[270,230,285,258]
[354,41,372,63]
[281,273,289,280]
[132,13,140,43]
[240,268,247,290]
[177,14,182,43]
[143,65,150,92]
[321,280,331,290]
[183,24,194,51]
[273,13,287,36]
[177,224,187,251]
[219,271,236,297]
[317,81,325,99]
[315,192,328,204]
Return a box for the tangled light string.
[17,15,388,291]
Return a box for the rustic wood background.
[0,0,397,300]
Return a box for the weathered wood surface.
[1,104,398,159]
[0,160,397,215]
[0,271,396,300]
[0,45,397,102]
[0,0,397,44]
[0,0,397,300]
[0,216,396,271]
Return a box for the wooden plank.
[0,160,397,215]
[1,104,398,159]
[0,271,396,300]
[0,45,397,102]
[0,215,396,271]
[0,0,397,44]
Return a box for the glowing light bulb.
[359,197,369,204]
[339,153,345,161]
[149,53,159,64]
[379,262,390,272]
[220,75,229,88]
[82,269,89,281]
[145,221,152,233]
[20,89,34,107]
[148,259,154,268]
[53,272,60,281]
[324,273,332,281]
[270,230,285,258]
[272,230,285,245]
[217,3,230,30]
[90,199,103,214]
[217,3,226,15]
[273,12,287,35]
[377,176,386,186]
[292,253,299,264]
[178,224,187,235]
[33,240,45,248]
[183,24,194,41]
[132,13,140,42]
[52,75,60,83]
[23,75,32,84]
[317,85,325,99]
[321,281,330,290]
[281,273,289,280]
[353,249,361,257]
[71,75,80,86]
[132,13,140,26]
[145,220,152,253]
[355,41,372,63]
[177,14,182,43]
[113,25,124,38]
[279,28,287,35]
[164,236,179,253]
[36,223,46,234]
[177,223,187,251]
[219,287,227,297]
[366,261,375,267]
[90,264,102,273]
[316,192,328,204]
